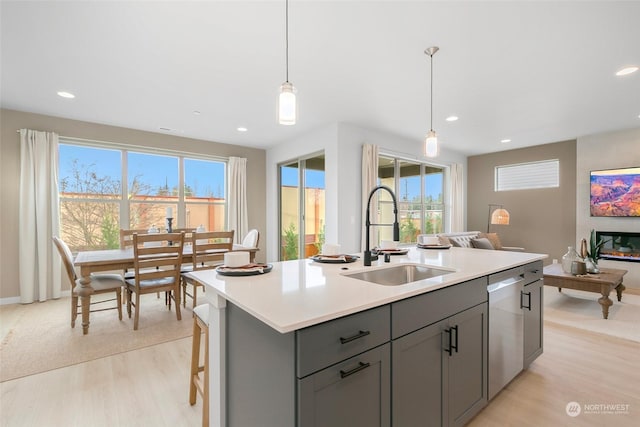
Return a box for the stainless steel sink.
[344,264,453,286]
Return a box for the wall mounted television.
[590,167,640,217]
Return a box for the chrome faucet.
[364,185,400,266]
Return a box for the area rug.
[0,294,194,382]
[543,286,640,343]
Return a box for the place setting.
[372,240,409,256]
[311,243,360,263]
[216,251,273,276]
[416,234,452,249]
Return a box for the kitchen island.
[190,246,547,427]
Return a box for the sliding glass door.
[279,154,325,260]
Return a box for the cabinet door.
[297,344,390,427]
[523,279,543,367]
[392,320,445,427]
[446,303,488,427]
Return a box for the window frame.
[378,153,446,243]
[58,137,228,250]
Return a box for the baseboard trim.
[0,290,72,306]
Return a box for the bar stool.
[190,304,209,427]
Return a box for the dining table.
[73,245,258,334]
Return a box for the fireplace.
[596,231,640,263]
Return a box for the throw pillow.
[471,237,495,250]
[480,232,502,250]
[438,236,451,246]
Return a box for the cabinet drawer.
[296,305,390,378]
[392,277,487,339]
[523,260,543,283]
[298,343,391,427]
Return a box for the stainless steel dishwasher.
[487,266,526,400]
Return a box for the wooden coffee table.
[543,263,627,319]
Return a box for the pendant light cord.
[430,52,433,131]
[285,0,289,83]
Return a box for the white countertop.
[189,247,547,333]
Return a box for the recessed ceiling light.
[193,110,201,115]
[237,127,248,132]
[615,66,638,76]
[501,139,511,143]
[445,116,459,122]
[57,91,75,98]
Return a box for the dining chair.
[189,303,210,427]
[120,228,162,302]
[232,228,260,250]
[119,228,149,250]
[125,231,185,330]
[182,230,235,308]
[52,236,123,328]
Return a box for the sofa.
[436,231,524,252]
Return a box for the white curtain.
[228,156,248,244]
[361,144,379,251]
[450,163,464,232]
[19,129,61,303]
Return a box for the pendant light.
[278,0,296,125]
[424,46,439,157]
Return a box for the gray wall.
[576,128,640,289]
[0,108,267,301]
[467,140,577,264]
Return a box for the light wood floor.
[469,322,640,427]
[1,321,639,426]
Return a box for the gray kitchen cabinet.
[446,303,488,427]
[296,305,391,427]
[298,343,391,427]
[523,278,543,367]
[392,318,444,427]
[392,277,488,427]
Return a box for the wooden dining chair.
[181,230,235,308]
[52,236,123,328]
[119,228,148,250]
[125,232,185,330]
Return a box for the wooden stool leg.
[193,284,198,309]
[189,318,201,405]
[202,321,209,427]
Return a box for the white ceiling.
[2,1,639,156]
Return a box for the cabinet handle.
[444,328,453,356]
[451,325,459,353]
[340,361,371,379]
[521,291,532,311]
[340,330,370,344]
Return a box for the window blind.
[495,159,559,191]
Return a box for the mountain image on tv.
[590,168,640,217]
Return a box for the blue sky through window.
[59,144,225,198]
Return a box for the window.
[59,141,227,251]
[495,159,559,191]
[378,155,445,244]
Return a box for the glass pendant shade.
[424,130,438,157]
[279,82,297,125]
